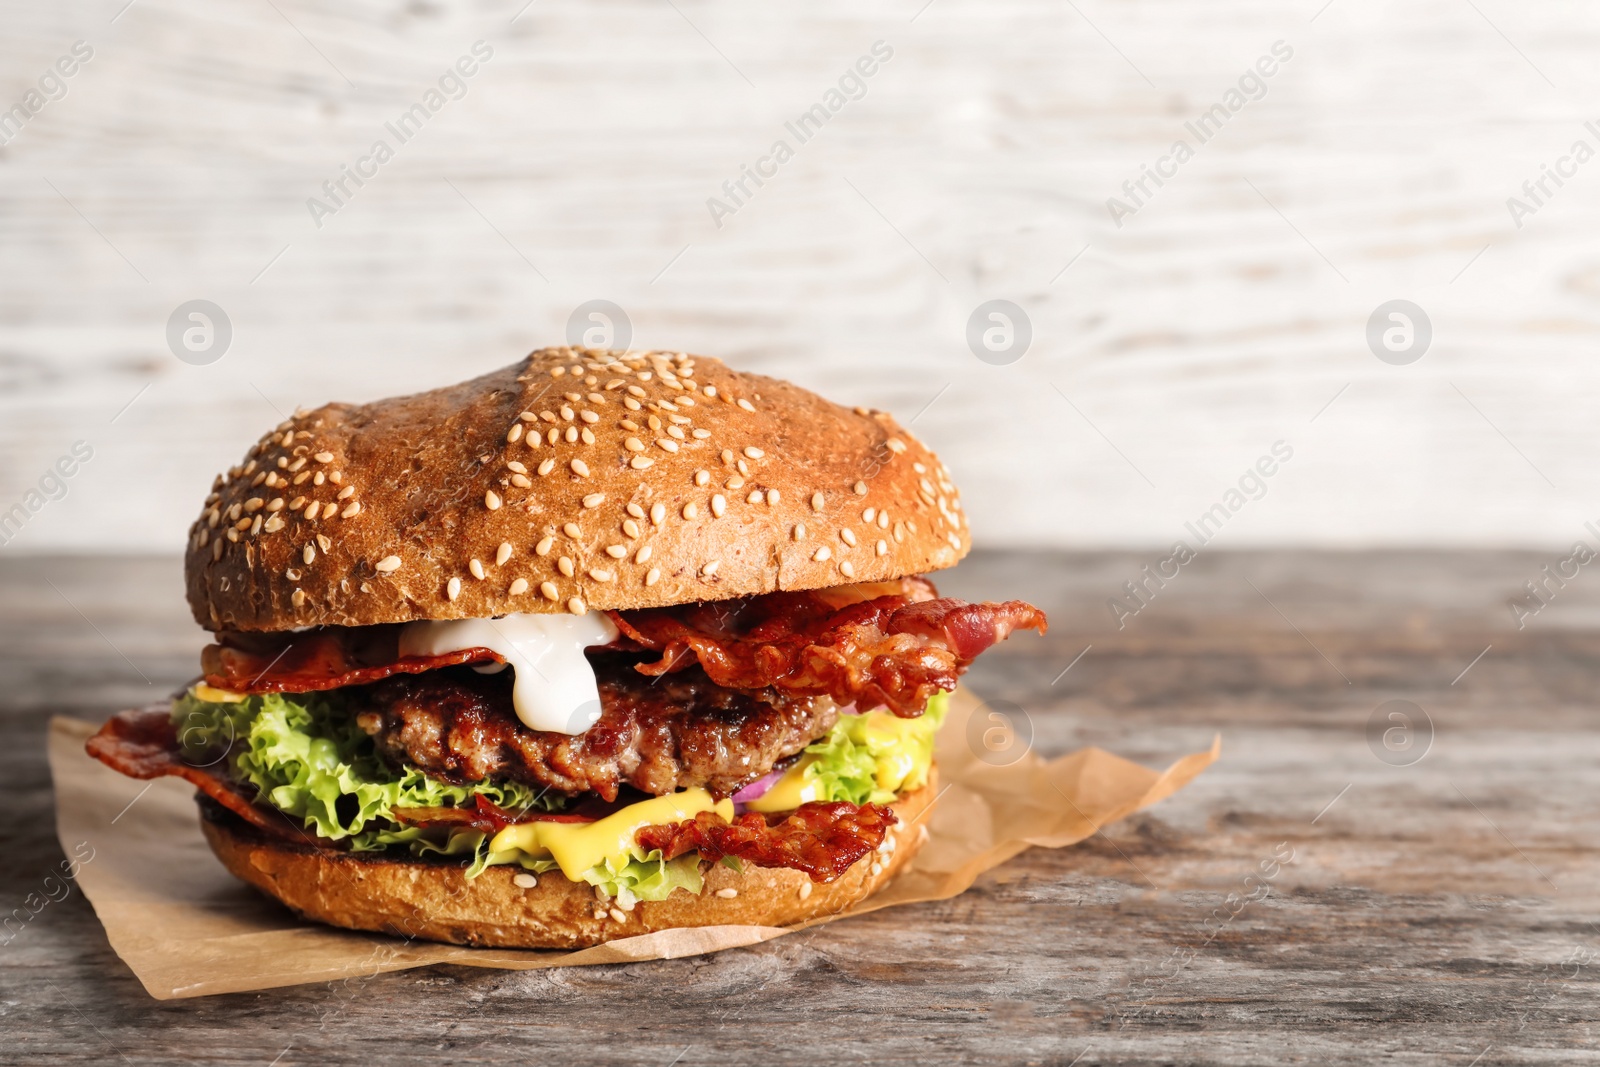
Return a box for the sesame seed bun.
[198,773,935,950]
[186,347,970,632]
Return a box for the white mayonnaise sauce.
[398,612,619,735]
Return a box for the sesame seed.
[682,502,698,520]
[518,411,537,422]
[263,515,284,534]
[793,523,806,540]
[212,540,224,560]
[547,429,560,444]
[582,493,606,509]
[864,507,876,522]
[496,542,513,566]
[743,446,764,459]
[626,503,646,519]
[293,471,310,485]
[627,385,647,398]
[748,491,763,505]
[571,459,590,477]
[913,462,927,474]
[840,561,856,578]
[908,520,918,533]
[886,438,907,454]
[244,498,265,513]
[564,426,579,443]
[564,522,582,539]
[798,882,812,900]
[291,589,306,608]
[813,546,832,562]
[470,558,486,579]
[536,536,554,556]
[841,528,857,546]
[314,452,334,463]
[605,544,627,558]
[567,597,586,615]
[767,490,780,506]
[876,539,888,556]
[649,503,666,526]
[375,555,402,574]
[337,485,356,501]
[510,578,530,595]
[704,385,717,398]
[340,501,361,518]
[737,459,749,476]
[635,544,652,564]
[447,576,462,600]
[691,428,711,439]
[225,529,239,543]
[737,399,756,413]
[558,556,575,577]
[588,567,614,582]
[726,475,745,490]
[513,872,537,889]
[580,410,599,424]
[645,567,661,586]
[507,423,524,444]
[631,456,654,470]
[648,415,662,432]
[316,533,332,552]
[289,496,307,512]
[560,406,575,421]
[695,470,710,486]
[511,474,532,488]
[710,494,726,517]
[667,425,685,441]
[877,511,889,529]
[715,888,738,899]
[303,544,316,565]
[485,490,502,511]
[313,472,325,486]
[720,449,734,465]
[605,378,625,390]
[540,581,559,600]
[622,519,641,538]
[538,459,556,476]
[811,493,824,512]
[657,438,679,453]
[580,427,596,445]
[702,560,719,576]
[608,907,628,923]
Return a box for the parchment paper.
[48,687,1218,999]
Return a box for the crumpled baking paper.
[48,687,1218,999]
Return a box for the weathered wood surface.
[4,550,1598,1065]
[3,0,1598,552]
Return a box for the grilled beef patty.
[354,657,838,801]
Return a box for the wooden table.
[5,551,1596,1065]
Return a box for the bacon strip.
[201,626,503,694]
[85,706,321,846]
[635,801,897,883]
[609,589,1047,717]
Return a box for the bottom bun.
[200,770,936,949]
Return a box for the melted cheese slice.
[488,789,734,880]
[399,612,619,735]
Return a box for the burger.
[87,347,1046,948]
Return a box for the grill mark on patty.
[354,657,838,801]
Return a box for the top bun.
[186,348,971,631]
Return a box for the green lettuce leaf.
[797,689,949,806]
[172,691,559,852]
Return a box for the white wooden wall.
[3,0,1598,552]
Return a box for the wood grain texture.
[3,1,1600,553]
[5,550,1599,1064]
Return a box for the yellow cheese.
[191,683,247,703]
[744,756,824,813]
[487,789,734,880]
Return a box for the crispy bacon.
[635,801,898,883]
[201,626,504,694]
[608,586,1047,717]
[199,577,1046,720]
[390,795,599,833]
[85,705,321,846]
